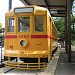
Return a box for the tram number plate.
[18,35,26,38]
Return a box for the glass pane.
[8,18,14,32]
[18,17,30,32]
[34,16,44,32]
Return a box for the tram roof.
[6,6,50,16]
[20,0,74,17]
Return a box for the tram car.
[4,6,58,70]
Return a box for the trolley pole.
[67,0,71,62]
[9,0,12,11]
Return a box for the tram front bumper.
[4,50,48,58]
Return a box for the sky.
[0,0,25,27]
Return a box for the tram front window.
[18,17,30,32]
[8,18,14,32]
[34,16,44,32]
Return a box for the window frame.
[33,15,46,34]
[6,17,16,34]
[18,16,30,32]
[17,15,31,34]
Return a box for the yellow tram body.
[4,6,58,70]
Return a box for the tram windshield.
[34,16,44,32]
[18,17,30,32]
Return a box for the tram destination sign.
[14,7,34,14]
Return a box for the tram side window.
[34,16,44,32]
[8,18,14,32]
[18,17,30,32]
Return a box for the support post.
[65,6,68,54]
[9,0,12,11]
[67,0,71,62]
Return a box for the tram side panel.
[52,22,58,53]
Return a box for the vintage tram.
[4,6,58,69]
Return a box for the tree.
[53,15,75,45]
[53,17,65,41]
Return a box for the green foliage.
[53,17,65,41]
[52,14,75,45]
[0,23,2,28]
[71,40,75,46]
[71,14,75,45]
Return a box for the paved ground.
[0,49,60,75]
[55,48,75,75]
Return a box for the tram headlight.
[20,40,27,47]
